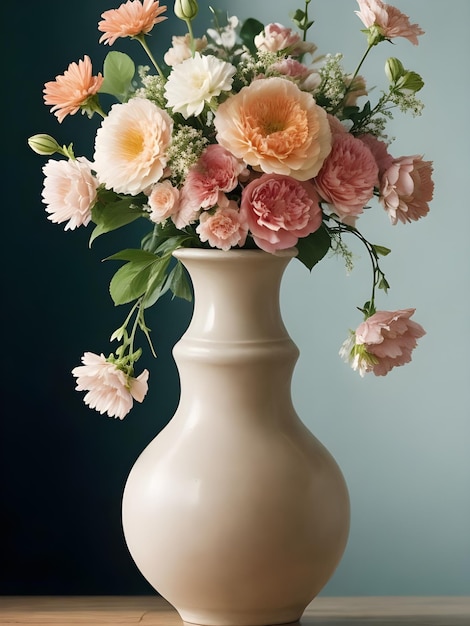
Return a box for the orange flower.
[43,55,104,123]
[214,77,331,181]
[98,0,167,46]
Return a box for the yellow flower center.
[120,128,145,159]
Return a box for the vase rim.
[172,247,298,261]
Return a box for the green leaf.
[106,248,158,263]
[167,261,192,301]
[373,244,392,257]
[240,18,264,54]
[142,257,172,309]
[99,51,135,101]
[296,225,332,271]
[109,259,157,305]
[90,199,147,245]
[378,275,390,293]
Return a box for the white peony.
[93,97,173,195]
[164,52,236,119]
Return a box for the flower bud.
[174,0,198,21]
[385,57,405,83]
[27,133,62,156]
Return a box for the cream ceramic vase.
[122,248,350,626]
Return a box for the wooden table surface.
[1,596,470,626]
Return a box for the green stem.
[135,34,166,80]
[331,219,382,317]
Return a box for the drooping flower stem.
[331,218,390,319]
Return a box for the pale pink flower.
[196,204,248,251]
[98,0,167,46]
[93,98,172,195]
[148,180,180,223]
[340,309,426,376]
[72,352,149,419]
[315,132,379,219]
[183,144,247,211]
[255,23,316,56]
[214,77,331,181]
[42,157,98,230]
[163,34,207,66]
[380,155,434,224]
[171,188,201,229]
[255,23,301,53]
[164,52,236,118]
[355,0,424,45]
[43,55,103,123]
[240,173,322,253]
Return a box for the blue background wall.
[2,0,469,595]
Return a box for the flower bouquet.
[29,0,433,419]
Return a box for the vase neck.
[173,248,296,344]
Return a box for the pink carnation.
[340,309,426,376]
[42,157,98,230]
[196,203,248,251]
[315,133,379,219]
[380,155,434,224]
[72,352,149,419]
[183,144,247,211]
[355,0,424,45]
[240,173,322,253]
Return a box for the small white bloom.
[164,52,236,118]
[42,157,97,230]
[93,98,173,195]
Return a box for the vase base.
[179,608,303,626]
[183,622,301,626]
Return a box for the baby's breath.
[167,126,209,182]
[134,65,166,108]
[315,53,347,111]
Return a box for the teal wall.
[2,0,468,595]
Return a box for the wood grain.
[0,596,469,626]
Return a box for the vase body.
[122,248,350,626]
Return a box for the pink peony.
[355,0,424,45]
[196,204,248,251]
[340,309,426,376]
[183,144,247,211]
[42,157,98,230]
[214,77,332,181]
[314,133,379,219]
[148,180,180,223]
[380,155,434,224]
[240,173,322,253]
[72,352,149,419]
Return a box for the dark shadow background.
[0,0,215,594]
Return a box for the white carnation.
[164,52,236,119]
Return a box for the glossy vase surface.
[122,248,350,626]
